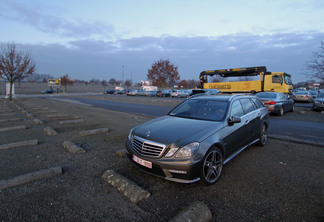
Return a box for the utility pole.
[122,65,124,85]
[131,71,133,84]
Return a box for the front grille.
[132,136,166,158]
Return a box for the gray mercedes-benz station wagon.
[125,94,269,185]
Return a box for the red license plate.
[133,155,152,169]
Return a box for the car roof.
[190,94,253,101]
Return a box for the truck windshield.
[284,75,293,85]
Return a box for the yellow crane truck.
[199,66,293,94]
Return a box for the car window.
[240,98,256,114]
[281,93,288,100]
[251,98,264,109]
[230,100,244,117]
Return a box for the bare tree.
[60,75,74,92]
[0,43,35,100]
[124,79,132,88]
[306,41,324,82]
[147,59,180,89]
[187,79,200,89]
[108,78,117,86]
[178,80,189,89]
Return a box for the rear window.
[256,93,277,99]
[252,98,264,109]
[295,91,308,95]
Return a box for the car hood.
[132,115,225,147]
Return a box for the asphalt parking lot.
[0,96,323,222]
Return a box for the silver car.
[293,91,313,103]
[313,92,324,111]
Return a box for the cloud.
[0,0,115,39]
[5,32,324,83]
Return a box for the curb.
[169,201,212,222]
[102,169,150,204]
[268,134,324,148]
[0,125,26,132]
[44,126,58,136]
[62,141,85,154]
[0,139,38,150]
[0,166,62,190]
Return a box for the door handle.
[245,120,249,125]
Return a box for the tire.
[278,106,284,116]
[291,104,295,112]
[258,123,268,146]
[200,147,223,185]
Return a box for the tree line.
[1,41,324,100]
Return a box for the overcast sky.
[1,0,324,83]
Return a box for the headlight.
[177,142,200,157]
[127,128,133,141]
[165,142,200,158]
[314,100,320,104]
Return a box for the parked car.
[178,90,191,98]
[144,91,158,97]
[313,92,324,111]
[255,92,294,115]
[171,90,190,98]
[190,89,220,97]
[114,90,125,95]
[309,90,318,100]
[137,90,145,96]
[127,90,137,96]
[104,89,116,94]
[170,90,180,97]
[293,91,313,103]
[125,94,269,185]
[127,90,143,96]
[42,88,54,94]
[157,90,171,97]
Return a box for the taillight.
[266,101,276,105]
[305,95,309,98]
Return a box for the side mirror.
[228,116,241,125]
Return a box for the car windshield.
[256,93,277,99]
[295,91,308,95]
[169,99,228,121]
[318,93,324,98]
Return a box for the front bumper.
[313,101,324,110]
[125,140,202,183]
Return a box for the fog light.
[169,169,187,174]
